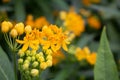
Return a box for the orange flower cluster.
[75,47,96,65]
[16,25,69,52]
[60,11,85,36]
[87,16,101,29]
[25,15,49,29]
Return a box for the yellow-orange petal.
[21,43,29,52]
[16,39,25,44]
[86,52,96,65]
[62,42,68,51]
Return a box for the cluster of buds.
[18,49,52,79]
[0,21,25,38]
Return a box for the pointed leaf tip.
[94,27,119,80]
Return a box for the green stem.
[13,51,18,80]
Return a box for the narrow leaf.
[0,46,15,80]
[94,27,119,80]
[14,0,26,22]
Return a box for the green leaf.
[94,27,119,80]
[14,0,26,22]
[52,0,69,11]
[0,46,15,80]
[90,5,120,20]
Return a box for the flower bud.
[25,25,32,33]
[7,21,13,29]
[1,21,10,33]
[30,69,39,77]
[31,56,35,61]
[22,63,29,70]
[26,56,31,61]
[18,58,23,64]
[40,62,47,70]
[10,28,18,38]
[46,49,52,55]
[46,55,52,60]
[31,50,36,56]
[15,22,24,35]
[25,50,31,56]
[32,61,39,67]
[25,70,30,75]
[18,50,25,57]
[59,11,67,20]
[39,52,44,56]
[24,60,30,64]
[36,54,40,59]
[38,56,44,62]
[46,60,52,67]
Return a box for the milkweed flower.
[60,10,85,36]
[16,31,39,52]
[87,16,101,29]
[41,25,70,52]
[75,46,96,65]
[26,14,49,29]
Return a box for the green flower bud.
[24,60,30,64]
[25,50,31,56]
[31,56,35,61]
[18,50,25,57]
[22,63,29,70]
[36,54,40,59]
[32,61,39,67]
[39,52,44,56]
[30,69,39,77]
[18,58,23,64]
[25,70,30,75]
[31,50,36,56]
[26,56,31,61]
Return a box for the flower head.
[75,46,96,65]
[26,15,49,29]
[60,10,85,36]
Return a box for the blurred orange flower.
[82,0,100,6]
[26,14,49,29]
[52,50,65,65]
[87,16,101,29]
[60,10,85,36]
[75,46,96,65]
